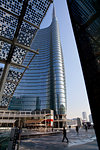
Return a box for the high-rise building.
[89,114,93,123]
[8,6,67,127]
[82,112,88,122]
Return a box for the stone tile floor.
[19,128,98,150]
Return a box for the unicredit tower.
[9,6,67,126]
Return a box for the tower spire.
[52,4,56,19]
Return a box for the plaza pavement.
[68,140,98,150]
[19,128,99,150]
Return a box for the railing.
[0,136,9,144]
[0,131,10,150]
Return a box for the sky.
[40,0,91,119]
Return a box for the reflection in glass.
[9,7,67,116]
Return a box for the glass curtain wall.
[9,7,67,116]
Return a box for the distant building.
[82,112,88,122]
[77,117,82,127]
[67,118,77,127]
[89,114,93,123]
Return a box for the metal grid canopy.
[67,0,100,148]
[0,0,53,107]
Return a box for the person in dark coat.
[76,125,79,135]
[84,124,88,132]
[62,127,69,143]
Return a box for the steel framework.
[0,0,53,107]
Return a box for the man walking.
[84,124,88,132]
[62,126,69,143]
[76,125,79,135]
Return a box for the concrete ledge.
[21,131,61,139]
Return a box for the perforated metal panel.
[0,9,18,39]
[11,47,26,65]
[0,42,11,60]
[0,0,53,107]
[17,21,37,46]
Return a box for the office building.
[89,114,93,123]
[82,112,88,122]
[9,6,67,127]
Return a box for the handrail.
[0,137,9,143]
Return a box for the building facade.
[67,0,100,146]
[0,109,54,128]
[82,112,88,122]
[89,114,93,124]
[8,7,67,125]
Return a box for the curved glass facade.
[9,8,67,115]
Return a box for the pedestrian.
[84,124,88,132]
[76,125,79,135]
[62,126,69,143]
[52,127,53,132]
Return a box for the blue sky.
[40,0,91,119]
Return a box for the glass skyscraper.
[9,7,67,117]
